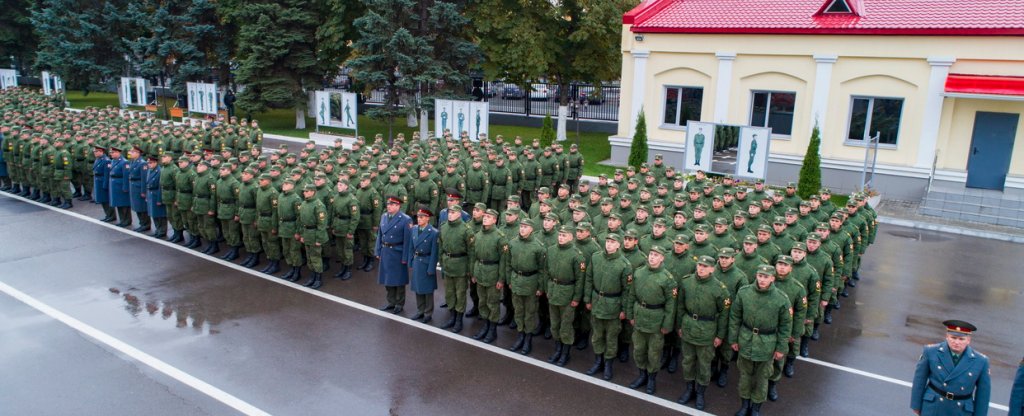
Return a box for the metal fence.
[361,81,621,122]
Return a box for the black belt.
[742,322,777,335]
[281,217,296,222]
[260,213,273,217]
[445,252,467,258]
[685,311,717,322]
[382,242,403,248]
[242,204,256,208]
[220,199,236,204]
[178,190,192,194]
[414,252,431,257]
[360,210,372,214]
[639,302,664,309]
[596,290,621,298]
[110,175,123,178]
[305,225,317,230]
[469,187,482,192]
[130,178,142,182]
[515,270,538,277]
[479,260,499,265]
[76,158,85,162]
[553,279,575,286]
[335,216,351,220]
[928,382,972,401]
[147,186,159,191]
[162,187,175,191]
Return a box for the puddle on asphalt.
[109,287,222,335]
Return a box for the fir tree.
[798,124,823,199]
[628,109,648,168]
[539,114,555,148]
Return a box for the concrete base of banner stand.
[309,132,356,148]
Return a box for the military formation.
[1,88,885,415]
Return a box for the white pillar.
[713,52,736,123]
[630,50,650,131]
[811,54,838,134]
[916,56,956,168]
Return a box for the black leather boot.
[357,255,370,271]
[574,332,590,350]
[548,342,563,363]
[783,356,796,378]
[203,241,220,255]
[496,311,512,326]
[824,306,834,324]
[472,321,490,341]
[303,272,318,287]
[509,332,525,352]
[309,273,323,289]
[677,381,695,404]
[695,384,707,410]
[221,246,240,261]
[263,260,280,275]
[767,381,779,401]
[334,265,352,280]
[465,304,479,318]
[556,347,570,367]
[287,267,303,282]
[628,369,648,389]
[750,402,762,416]
[717,363,730,387]
[520,334,533,355]
[39,192,51,203]
[618,343,630,363]
[734,399,751,416]
[811,324,821,341]
[667,347,680,373]
[586,355,604,375]
[440,311,457,330]
[281,265,296,280]
[59,199,72,209]
[645,371,658,394]
[800,337,811,357]
[362,256,376,272]
[483,321,498,344]
[602,358,614,380]
[451,313,464,333]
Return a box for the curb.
[877,216,1024,243]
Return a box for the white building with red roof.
[610,0,1024,225]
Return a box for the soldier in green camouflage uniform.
[439,205,473,333]
[676,255,731,410]
[215,164,242,260]
[192,161,219,254]
[505,218,546,355]
[329,179,360,280]
[626,245,677,395]
[729,264,793,416]
[583,232,631,381]
[237,168,262,268]
[767,255,808,403]
[298,183,329,289]
[469,209,507,344]
[255,174,281,274]
[277,179,304,282]
[545,225,587,367]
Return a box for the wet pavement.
[1,192,1022,415]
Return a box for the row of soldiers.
[0,88,877,415]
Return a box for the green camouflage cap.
[718,247,738,257]
[742,235,758,244]
[484,208,499,218]
[474,202,488,211]
[776,255,794,265]
[544,212,560,222]
[605,233,623,243]
[519,218,535,228]
[576,222,593,232]
[772,217,786,225]
[693,224,710,233]
[696,255,716,266]
[756,264,776,276]
[713,217,729,225]
[623,229,639,239]
[649,245,668,255]
[558,225,576,234]
[653,218,667,227]
[792,241,807,252]
[673,234,691,244]
[807,233,822,242]
[757,224,773,232]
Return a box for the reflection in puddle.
[109,287,221,335]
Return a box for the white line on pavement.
[0,281,272,416]
[2,193,1012,413]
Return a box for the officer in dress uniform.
[144,156,167,238]
[376,195,412,314]
[92,146,115,222]
[107,146,132,228]
[911,320,991,416]
[406,207,439,323]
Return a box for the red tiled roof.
[627,0,1024,35]
[946,74,1024,96]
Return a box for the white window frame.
[843,95,903,149]
[748,90,796,139]
[660,85,704,131]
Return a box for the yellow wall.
[936,98,1024,175]
[616,25,1024,171]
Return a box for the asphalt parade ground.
[1,192,1021,415]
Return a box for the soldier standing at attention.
[160,153,183,242]
[108,146,132,228]
[544,225,587,366]
[144,156,167,238]
[355,173,381,273]
[767,255,808,403]
[215,164,242,261]
[127,146,150,232]
[469,209,507,344]
[911,320,991,416]
[438,205,473,333]
[93,146,115,222]
[376,196,412,313]
[297,183,329,289]
[583,232,632,381]
[729,264,793,416]
[236,168,262,268]
[505,218,546,355]
[676,255,731,410]
[192,161,219,255]
[277,179,304,281]
[626,245,677,395]
[329,179,360,280]
[406,208,439,323]
[255,173,281,275]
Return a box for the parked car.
[529,83,552,101]
[502,85,525,100]
[577,86,606,105]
